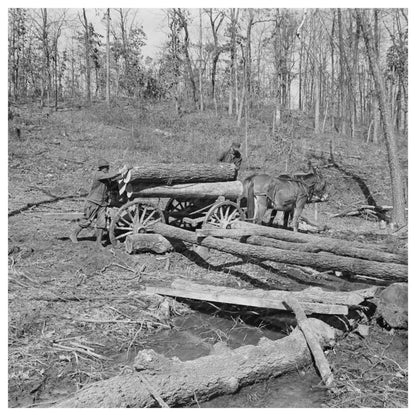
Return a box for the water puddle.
[130,305,329,408]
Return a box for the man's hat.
[98,158,110,168]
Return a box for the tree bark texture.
[125,181,243,200]
[55,318,336,407]
[356,9,406,228]
[123,163,237,185]
[152,223,407,281]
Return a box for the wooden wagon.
[105,163,245,247]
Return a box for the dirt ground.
[8,103,408,408]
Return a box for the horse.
[241,168,328,232]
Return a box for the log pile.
[149,223,408,281]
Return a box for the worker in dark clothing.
[70,159,130,246]
[219,141,242,179]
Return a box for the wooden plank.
[284,296,334,387]
[145,285,349,315]
[172,279,369,306]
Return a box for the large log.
[123,163,237,185]
[195,228,406,264]
[55,318,336,407]
[125,181,243,200]
[151,223,408,281]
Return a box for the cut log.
[151,223,408,281]
[284,297,334,386]
[125,181,243,200]
[123,163,237,185]
[196,228,406,264]
[125,234,173,254]
[55,318,337,407]
[145,284,348,315]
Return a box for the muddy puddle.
[118,304,329,408]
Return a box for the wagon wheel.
[109,200,165,247]
[203,201,245,229]
[164,198,200,230]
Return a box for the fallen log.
[145,283,348,315]
[284,297,334,386]
[231,221,407,258]
[123,163,237,185]
[125,234,173,254]
[196,228,406,264]
[151,223,408,281]
[125,181,243,200]
[55,318,337,407]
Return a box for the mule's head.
[305,167,329,202]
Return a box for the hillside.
[8,101,408,408]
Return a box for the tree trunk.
[123,163,237,185]
[125,181,243,200]
[82,9,91,104]
[153,223,407,281]
[55,318,337,407]
[106,8,111,107]
[356,9,407,228]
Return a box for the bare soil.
[8,102,407,408]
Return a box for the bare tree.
[106,8,111,106]
[80,9,91,103]
[356,8,406,228]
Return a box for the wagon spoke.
[224,205,230,219]
[127,208,135,223]
[140,206,148,223]
[115,226,134,231]
[115,230,133,240]
[212,213,221,223]
[142,209,157,225]
[145,218,162,227]
[118,216,132,227]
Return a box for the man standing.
[219,141,242,179]
[70,159,130,246]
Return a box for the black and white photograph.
[6,1,409,409]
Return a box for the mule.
[242,169,328,232]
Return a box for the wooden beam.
[284,296,334,387]
[145,284,349,315]
[171,279,375,306]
